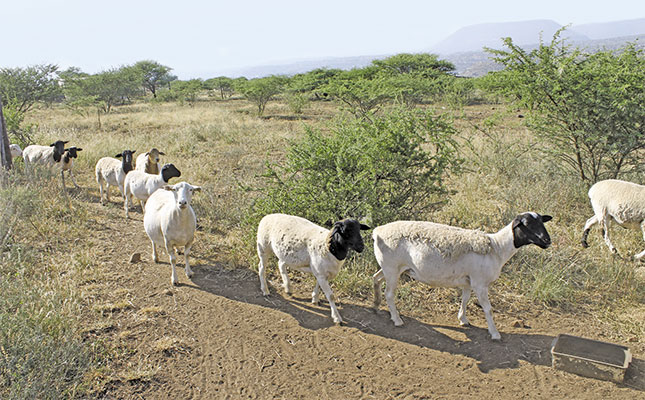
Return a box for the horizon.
[3,1,645,79]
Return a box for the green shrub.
[251,108,463,227]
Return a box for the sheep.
[372,212,552,340]
[581,179,645,260]
[123,163,181,218]
[59,146,83,189]
[22,140,68,167]
[10,144,22,159]
[95,150,136,205]
[144,181,201,285]
[135,148,165,175]
[256,213,371,324]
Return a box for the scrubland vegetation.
[1,32,644,397]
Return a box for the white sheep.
[144,181,201,285]
[22,140,68,167]
[123,163,181,218]
[95,149,136,205]
[59,146,83,189]
[256,213,371,324]
[372,212,552,340]
[135,148,165,175]
[10,144,22,159]
[581,179,645,260]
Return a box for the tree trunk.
[0,96,13,170]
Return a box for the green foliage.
[239,76,287,116]
[372,53,455,76]
[204,76,235,99]
[288,68,341,100]
[484,30,645,182]
[323,67,393,119]
[251,108,462,226]
[0,64,62,114]
[170,79,204,105]
[129,60,175,98]
[284,92,309,114]
[62,67,142,114]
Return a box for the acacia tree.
[239,76,287,116]
[484,31,645,182]
[0,64,61,114]
[204,77,234,99]
[130,60,175,98]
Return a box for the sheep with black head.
[95,149,136,205]
[256,213,371,324]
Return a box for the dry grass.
[4,95,645,396]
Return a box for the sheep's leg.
[312,281,321,305]
[601,213,617,254]
[140,200,146,213]
[69,170,80,188]
[105,183,111,203]
[314,275,342,324]
[458,287,471,326]
[167,242,179,286]
[257,244,270,296]
[278,261,291,295]
[635,221,645,261]
[60,170,67,190]
[372,269,385,309]
[581,215,598,248]
[151,240,159,263]
[184,243,194,278]
[124,192,131,219]
[384,272,404,326]
[473,286,500,341]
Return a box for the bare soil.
[78,195,645,399]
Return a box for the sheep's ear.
[64,140,69,144]
[512,216,523,229]
[145,152,150,156]
[542,215,552,223]
[162,185,175,191]
[131,150,136,154]
[192,186,202,192]
[115,153,123,158]
[159,151,166,156]
[49,142,56,147]
[360,224,371,230]
[76,148,83,151]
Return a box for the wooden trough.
[551,334,632,383]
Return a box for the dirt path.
[79,198,645,399]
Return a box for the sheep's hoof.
[333,319,343,326]
[393,320,404,327]
[459,321,471,327]
[581,240,589,248]
[491,335,501,341]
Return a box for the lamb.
[10,144,22,159]
[123,163,181,218]
[372,212,552,340]
[135,148,165,175]
[581,179,645,260]
[144,181,201,285]
[59,146,83,189]
[95,149,136,205]
[256,213,371,324]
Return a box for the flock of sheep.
[8,140,645,340]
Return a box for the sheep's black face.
[116,150,136,173]
[64,147,83,158]
[329,219,371,260]
[161,163,181,183]
[50,140,68,162]
[512,212,552,249]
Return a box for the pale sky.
[2,0,644,79]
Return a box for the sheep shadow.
[186,263,645,389]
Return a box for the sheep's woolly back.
[589,179,645,224]
[258,214,329,255]
[374,221,492,260]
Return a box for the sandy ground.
[78,198,645,399]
